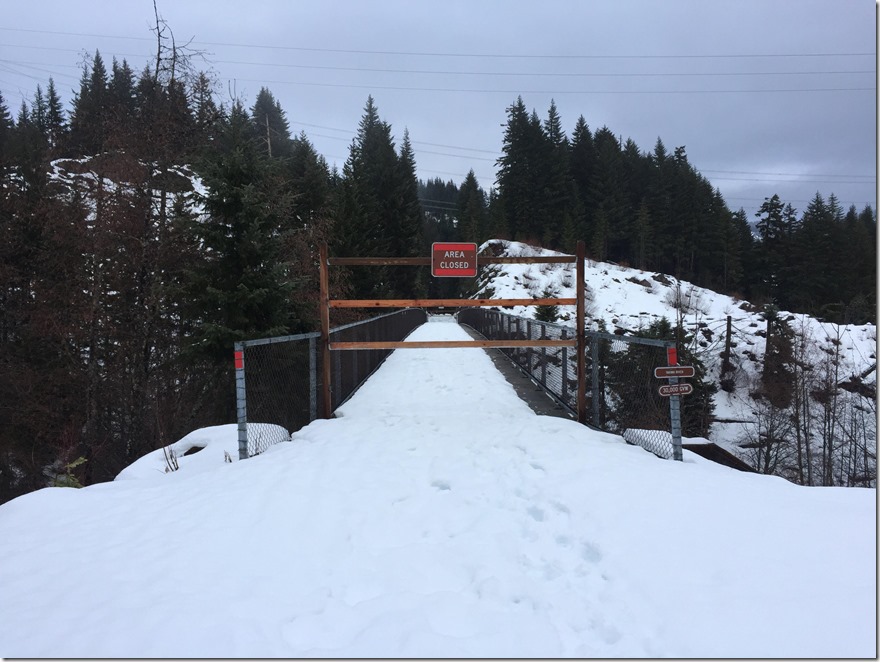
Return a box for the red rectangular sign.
[654,365,695,379]
[234,350,244,370]
[432,242,478,277]
[659,382,693,397]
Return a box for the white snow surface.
[0,318,875,657]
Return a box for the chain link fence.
[457,308,680,460]
[235,308,426,459]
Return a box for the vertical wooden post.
[576,240,587,424]
[319,243,332,418]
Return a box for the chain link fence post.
[234,342,248,461]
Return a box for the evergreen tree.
[534,287,559,323]
[288,131,331,225]
[496,96,542,242]
[44,78,66,151]
[588,127,626,261]
[106,58,137,145]
[251,87,292,158]
[538,99,574,249]
[754,194,791,304]
[336,96,420,299]
[458,169,487,244]
[760,305,794,409]
[191,72,220,146]
[390,128,424,296]
[183,101,297,365]
[569,115,595,246]
[68,51,108,155]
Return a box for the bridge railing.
[457,308,681,461]
[234,309,426,459]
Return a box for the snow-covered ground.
[0,318,874,657]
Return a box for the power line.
[229,76,874,95]
[0,27,873,60]
[293,120,500,155]
[211,58,876,78]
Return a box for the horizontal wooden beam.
[330,298,577,309]
[329,257,431,266]
[482,256,576,264]
[330,339,577,351]
[327,255,577,266]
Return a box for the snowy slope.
[0,318,874,658]
[473,240,877,450]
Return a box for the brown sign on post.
[432,242,478,277]
[654,365,695,379]
[659,382,694,397]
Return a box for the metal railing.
[457,308,682,460]
[234,309,426,459]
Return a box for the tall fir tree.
[183,100,297,367]
[251,88,292,158]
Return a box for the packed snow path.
[0,318,874,657]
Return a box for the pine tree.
[183,101,296,364]
[588,127,626,261]
[568,115,594,246]
[760,305,794,409]
[496,96,542,242]
[754,194,789,304]
[534,287,559,323]
[0,92,13,169]
[390,128,423,296]
[251,87,292,158]
[336,96,420,299]
[68,51,109,155]
[458,169,487,244]
[44,78,66,151]
[539,99,574,250]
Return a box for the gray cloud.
[2,0,875,220]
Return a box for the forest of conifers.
[0,47,875,502]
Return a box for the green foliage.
[183,100,298,363]
[335,97,424,300]
[605,318,716,438]
[534,287,560,323]
[50,456,88,488]
[760,306,795,409]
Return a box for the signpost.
[432,242,478,277]
[655,347,689,460]
[654,365,695,379]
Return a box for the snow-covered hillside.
[473,240,877,461]
[0,319,874,657]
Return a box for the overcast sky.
[2,0,876,221]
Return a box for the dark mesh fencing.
[458,308,678,460]
[237,333,318,457]
[326,308,427,412]
[236,309,427,458]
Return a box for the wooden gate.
[318,241,588,423]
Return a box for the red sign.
[234,350,244,370]
[654,365,695,379]
[666,346,678,366]
[432,242,478,277]
[659,383,693,397]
